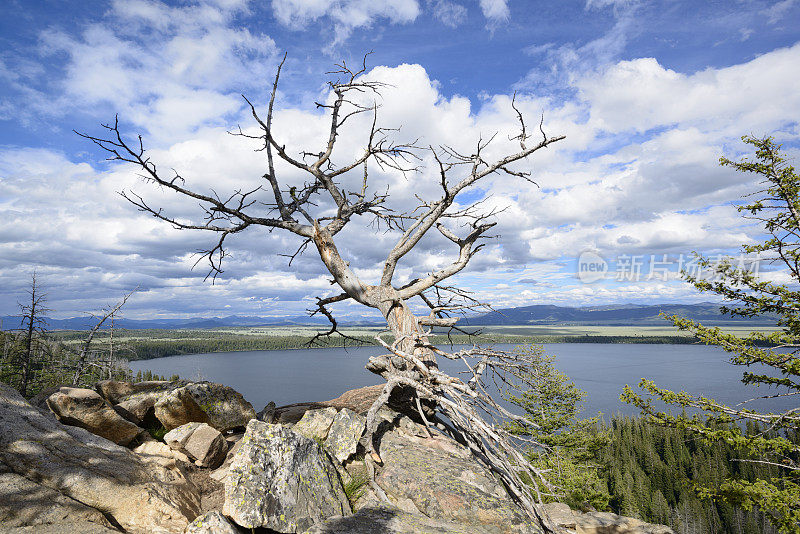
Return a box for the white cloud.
[271,0,420,46]
[763,0,798,25]
[3,3,800,317]
[576,43,800,135]
[430,0,468,27]
[30,0,277,142]
[478,0,509,22]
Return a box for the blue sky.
[1,0,799,320]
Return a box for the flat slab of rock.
[0,521,123,533]
[185,510,241,533]
[304,504,505,534]
[0,471,114,530]
[223,420,350,532]
[293,407,337,441]
[0,383,200,534]
[46,386,142,445]
[324,408,365,464]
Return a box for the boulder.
[45,386,142,445]
[165,422,206,449]
[155,382,255,432]
[223,419,350,532]
[185,510,241,534]
[0,383,201,533]
[96,380,178,426]
[165,422,228,469]
[292,407,338,441]
[370,410,538,533]
[324,408,365,464]
[303,504,502,534]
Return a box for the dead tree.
[71,288,136,386]
[78,55,566,529]
[14,272,51,397]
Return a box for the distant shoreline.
[48,324,779,362]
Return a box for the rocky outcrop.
[184,510,241,534]
[541,503,675,534]
[155,382,256,431]
[45,386,142,445]
[304,504,504,534]
[366,410,538,533]
[266,384,384,425]
[0,469,115,530]
[223,419,351,532]
[165,422,228,469]
[0,383,201,533]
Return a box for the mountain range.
[0,302,775,331]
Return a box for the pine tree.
[622,136,800,533]
[506,344,611,510]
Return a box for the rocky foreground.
[0,380,674,533]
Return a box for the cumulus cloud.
[16,0,277,142]
[2,1,799,317]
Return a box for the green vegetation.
[506,345,611,511]
[342,471,369,510]
[622,136,800,532]
[597,415,792,534]
[46,327,702,361]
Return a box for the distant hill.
[0,314,337,331]
[463,303,777,326]
[0,302,776,331]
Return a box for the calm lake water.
[129,343,796,417]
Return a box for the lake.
[129,343,796,418]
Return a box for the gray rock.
[165,422,205,449]
[97,380,178,426]
[0,521,122,533]
[45,386,142,445]
[540,503,675,533]
[155,382,256,432]
[0,471,114,530]
[185,510,241,533]
[95,379,175,404]
[187,425,228,469]
[325,408,365,464]
[372,410,539,533]
[257,400,277,422]
[223,419,350,532]
[133,440,192,464]
[293,407,337,441]
[303,504,500,533]
[0,383,200,534]
[165,422,227,469]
